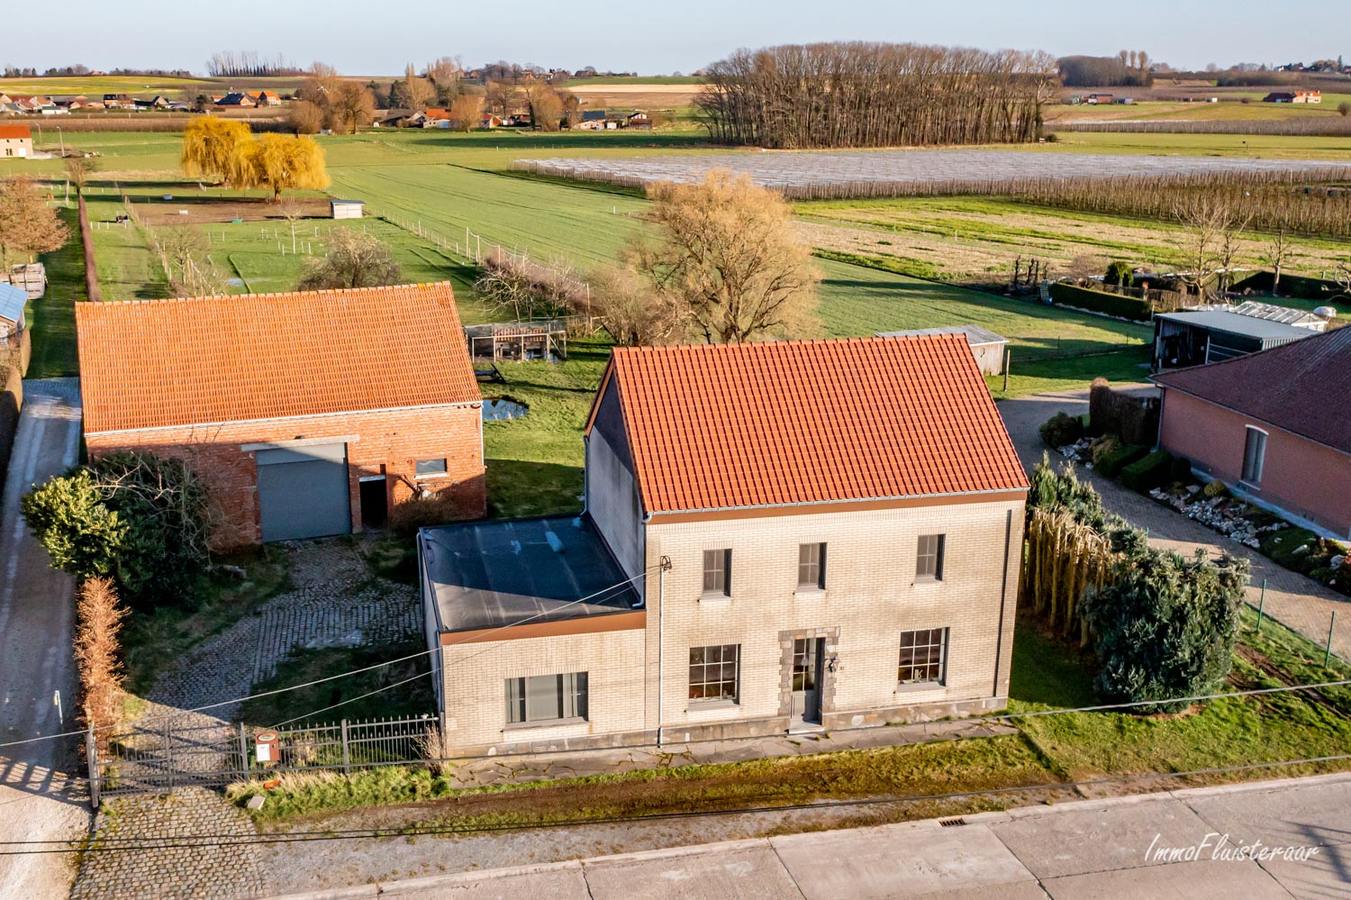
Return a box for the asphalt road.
[0,378,88,899]
[264,772,1351,899]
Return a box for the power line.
[4,752,1348,855]
[0,562,660,750]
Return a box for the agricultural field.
[0,74,306,96]
[516,147,1351,197]
[797,196,1351,284]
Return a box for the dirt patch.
[134,197,332,227]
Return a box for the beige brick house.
[420,335,1028,754]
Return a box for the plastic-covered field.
[515,149,1350,197]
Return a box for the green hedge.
[1119,449,1190,492]
[1096,443,1149,478]
[1049,283,1152,321]
[1230,271,1344,301]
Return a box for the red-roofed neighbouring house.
[416,334,1029,756]
[1152,326,1351,538]
[76,282,485,547]
[0,124,33,159]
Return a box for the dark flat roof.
[419,515,641,634]
[1155,309,1317,342]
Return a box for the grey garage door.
[256,443,352,542]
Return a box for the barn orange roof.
[76,282,481,433]
[0,125,31,140]
[590,335,1027,515]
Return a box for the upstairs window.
[798,542,826,590]
[703,549,731,596]
[916,534,945,581]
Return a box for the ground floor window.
[898,628,948,685]
[505,672,588,724]
[689,644,740,702]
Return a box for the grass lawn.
[25,206,84,377]
[231,604,1351,827]
[120,547,293,697]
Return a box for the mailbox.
[255,730,279,765]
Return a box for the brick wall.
[86,403,485,549]
[1159,389,1351,539]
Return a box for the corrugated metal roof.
[0,283,26,326]
[593,334,1028,515]
[1230,300,1324,326]
[1152,326,1351,454]
[1155,309,1318,342]
[876,324,1008,346]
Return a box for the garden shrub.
[1049,282,1151,321]
[1095,443,1149,478]
[1104,261,1134,287]
[1120,449,1178,493]
[21,451,210,608]
[1040,412,1085,448]
[1089,435,1121,466]
[389,491,466,537]
[1203,480,1229,499]
[1082,549,1248,712]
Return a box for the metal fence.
[87,714,437,807]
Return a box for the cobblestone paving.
[70,788,263,900]
[74,540,420,898]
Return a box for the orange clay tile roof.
[0,125,32,140]
[76,282,481,433]
[593,335,1028,514]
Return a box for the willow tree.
[180,116,253,184]
[627,170,819,343]
[228,134,330,202]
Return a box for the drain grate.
[938,817,968,828]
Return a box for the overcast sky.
[3,0,1343,76]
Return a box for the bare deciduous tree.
[298,229,401,290]
[449,93,484,132]
[152,226,229,297]
[1262,228,1290,295]
[0,176,69,268]
[587,263,683,346]
[628,171,820,343]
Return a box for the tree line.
[695,42,1059,149]
[1058,51,1152,87]
[205,51,303,78]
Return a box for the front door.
[790,638,824,727]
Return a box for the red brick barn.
[75,282,486,549]
[1152,326,1351,539]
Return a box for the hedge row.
[1230,271,1345,302]
[1048,283,1152,321]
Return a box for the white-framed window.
[703,549,731,596]
[798,542,826,590]
[415,458,448,478]
[916,534,945,581]
[689,644,740,703]
[898,628,948,685]
[505,672,588,724]
[1241,426,1267,486]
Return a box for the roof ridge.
[75,281,456,308]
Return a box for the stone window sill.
[415,473,452,482]
[895,681,944,694]
[503,716,587,732]
[912,577,944,588]
[699,593,731,606]
[794,587,827,598]
[687,699,739,712]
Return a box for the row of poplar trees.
[695,42,1059,149]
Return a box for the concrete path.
[0,378,89,899]
[263,771,1351,899]
[997,388,1351,663]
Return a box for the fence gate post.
[341,720,350,772]
[238,723,249,776]
[164,718,174,792]
[1326,611,1337,668]
[85,726,100,810]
